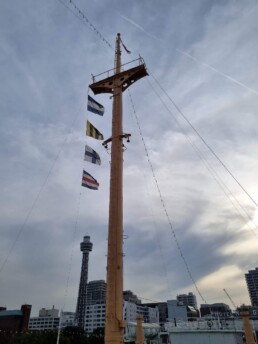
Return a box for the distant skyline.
[1,0,258,316]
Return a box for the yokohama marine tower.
[75,235,93,328]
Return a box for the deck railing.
[91,57,146,83]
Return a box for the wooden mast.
[105,32,124,344]
[89,33,148,344]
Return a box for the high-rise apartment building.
[245,267,258,306]
[84,280,106,332]
[177,292,197,308]
[123,290,141,304]
[87,280,106,305]
[75,235,93,328]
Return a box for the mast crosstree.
[90,33,147,344]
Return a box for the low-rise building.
[123,301,159,323]
[39,306,58,318]
[84,299,159,333]
[29,306,59,331]
[167,300,198,322]
[0,304,31,344]
[60,311,75,328]
[200,303,231,318]
[143,302,168,327]
[167,300,188,322]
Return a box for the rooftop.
[0,310,23,317]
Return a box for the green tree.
[88,327,104,344]
[11,330,70,344]
[61,326,87,344]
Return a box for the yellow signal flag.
[86,120,104,140]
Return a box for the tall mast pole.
[89,33,148,344]
[105,33,124,344]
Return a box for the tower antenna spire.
[90,33,148,344]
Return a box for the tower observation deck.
[75,235,93,328]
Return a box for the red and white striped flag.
[81,170,99,190]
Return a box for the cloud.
[120,15,161,41]
[198,265,246,305]
[176,48,258,96]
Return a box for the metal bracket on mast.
[103,133,131,148]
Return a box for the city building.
[39,306,58,318]
[29,308,75,331]
[60,311,75,328]
[0,304,31,344]
[177,292,197,308]
[137,304,159,323]
[124,300,137,322]
[122,291,159,323]
[75,235,93,328]
[123,301,159,323]
[84,286,159,333]
[87,280,106,305]
[83,279,106,333]
[143,302,168,327]
[167,300,198,322]
[84,279,106,333]
[29,306,59,331]
[167,300,188,322]
[123,290,141,304]
[200,303,231,318]
[85,303,106,333]
[245,267,258,306]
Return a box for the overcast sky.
[1,0,258,316]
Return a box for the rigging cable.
[0,103,84,275]
[56,0,256,209]
[127,95,173,299]
[57,0,114,51]
[145,76,258,240]
[62,190,82,310]
[57,190,82,344]
[127,89,207,304]
[149,71,258,208]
